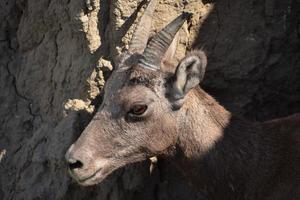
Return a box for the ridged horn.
[139,12,192,70]
[129,0,158,53]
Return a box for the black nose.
[68,158,83,170]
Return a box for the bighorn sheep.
[65,0,300,199]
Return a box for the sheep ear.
[167,51,207,109]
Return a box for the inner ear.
[166,50,207,109]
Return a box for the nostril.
[68,158,83,170]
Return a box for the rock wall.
[0,0,299,199]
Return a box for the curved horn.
[139,12,192,70]
[129,0,158,53]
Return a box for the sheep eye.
[129,105,148,116]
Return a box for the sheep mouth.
[77,168,102,184]
[75,165,118,186]
[67,158,118,186]
[73,154,149,186]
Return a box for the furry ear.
[167,50,207,109]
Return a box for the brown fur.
[167,87,300,199]
[65,48,300,199]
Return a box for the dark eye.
[129,105,148,116]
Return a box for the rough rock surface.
[0,0,299,199]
